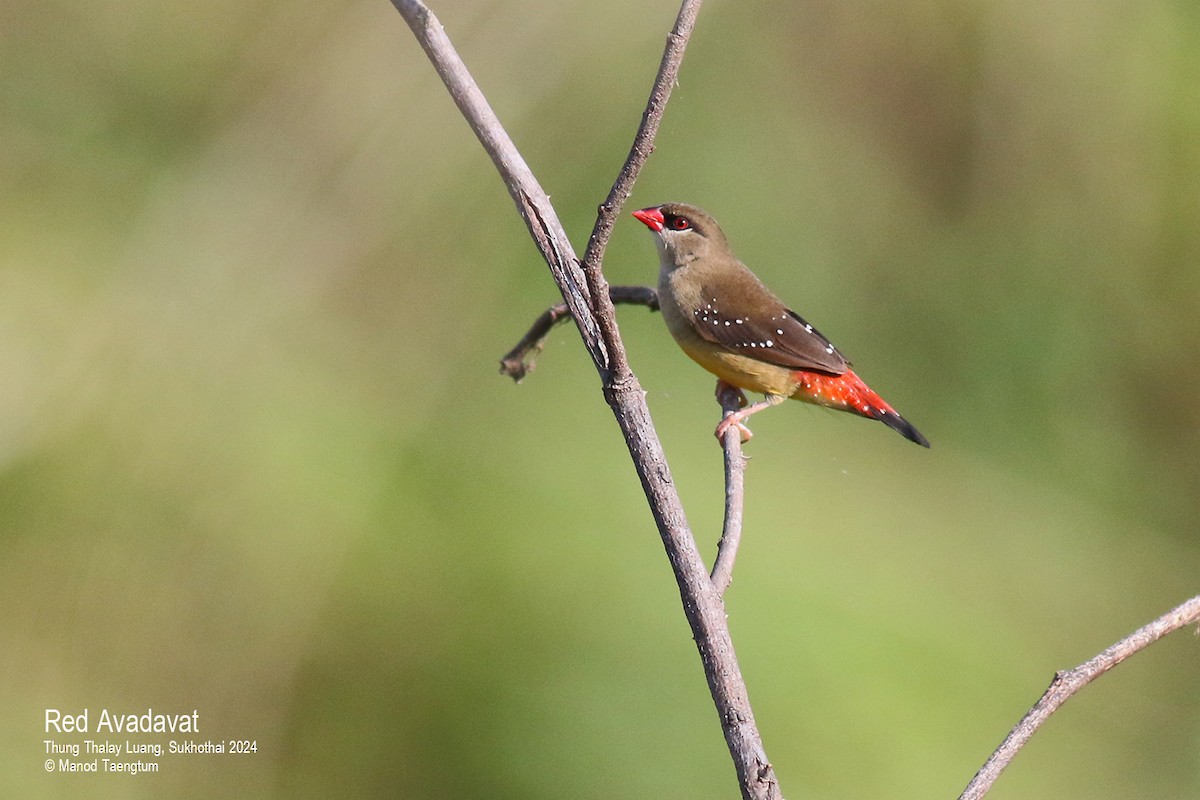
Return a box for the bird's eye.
[669,216,691,231]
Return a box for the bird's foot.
[715,413,754,444]
[712,392,786,445]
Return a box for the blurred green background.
[2,0,1198,797]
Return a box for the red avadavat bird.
[633,203,929,447]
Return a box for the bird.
[632,202,929,447]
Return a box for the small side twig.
[959,594,1200,800]
[499,286,659,383]
[711,385,748,595]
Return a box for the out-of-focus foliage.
[2,1,1198,798]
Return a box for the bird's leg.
[714,392,787,443]
[714,379,748,409]
[714,380,749,441]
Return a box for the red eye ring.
[670,216,691,230]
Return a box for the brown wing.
[689,263,849,375]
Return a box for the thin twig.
[391,3,780,798]
[959,594,1200,800]
[499,286,658,383]
[711,385,748,595]
[578,0,704,382]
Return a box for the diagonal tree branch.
[390,2,779,798]
[393,0,605,374]
[959,594,1200,800]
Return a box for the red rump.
[792,368,929,447]
[792,369,894,417]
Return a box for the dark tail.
[876,410,930,448]
[820,368,930,448]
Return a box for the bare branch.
[711,384,748,595]
[959,594,1200,800]
[392,2,781,797]
[499,286,658,383]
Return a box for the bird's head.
[632,203,729,268]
